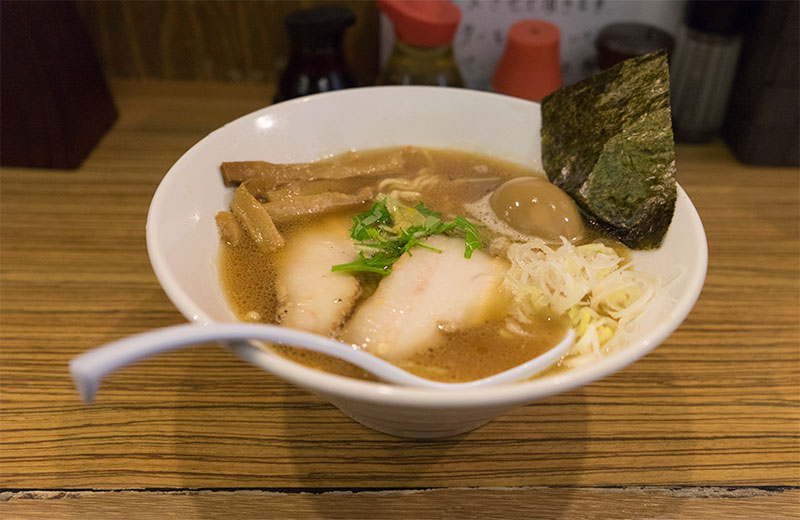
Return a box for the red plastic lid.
[492,20,563,102]
[377,0,461,47]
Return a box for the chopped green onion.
[332,197,484,275]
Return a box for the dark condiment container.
[670,1,759,143]
[0,1,117,169]
[723,1,799,166]
[275,6,356,103]
[595,23,675,71]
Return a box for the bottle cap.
[492,20,563,102]
[286,6,355,51]
[376,0,461,47]
[595,23,674,70]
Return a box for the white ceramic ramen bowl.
[146,86,707,438]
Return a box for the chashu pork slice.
[340,235,507,363]
[275,216,360,336]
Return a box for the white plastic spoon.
[69,323,575,401]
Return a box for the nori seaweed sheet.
[541,50,676,249]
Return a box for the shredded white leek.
[503,238,660,368]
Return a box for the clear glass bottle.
[376,0,463,87]
[378,39,462,86]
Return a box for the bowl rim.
[146,86,709,409]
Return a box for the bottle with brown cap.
[376,0,463,87]
[492,20,563,102]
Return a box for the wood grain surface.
[2,488,799,520]
[1,80,798,518]
[76,1,380,86]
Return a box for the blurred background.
[71,0,678,87]
[75,0,381,87]
[1,0,798,167]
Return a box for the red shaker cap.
[492,20,563,102]
[377,0,461,47]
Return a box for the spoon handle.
[70,323,575,401]
[69,323,236,403]
[69,323,430,401]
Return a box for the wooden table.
[2,81,798,519]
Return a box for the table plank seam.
[2,485,799,501]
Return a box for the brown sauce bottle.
[275,6,356,103]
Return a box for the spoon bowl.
[70,323,575,402]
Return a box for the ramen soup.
[216,147,658,383]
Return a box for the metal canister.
[670,1,758,142]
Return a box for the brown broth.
[219,214,379,381]
[398,314,569,383]
[219,147,570,382]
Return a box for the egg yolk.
[489,176,584,242]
